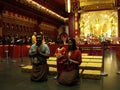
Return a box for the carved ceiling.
[32,0,67,17]
[1,0,120,27]
[32,0,120,13]
[0,0,67,27]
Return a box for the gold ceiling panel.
[80,0,115,7]
[81,3,115,11]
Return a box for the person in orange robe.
[32,32,37,44]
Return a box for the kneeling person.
[30,33,50,82]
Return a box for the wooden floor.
[0,49,120,90]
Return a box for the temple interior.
[1,0,120,90]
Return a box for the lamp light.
[65,0,71,13]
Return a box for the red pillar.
[68,13,75,38]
